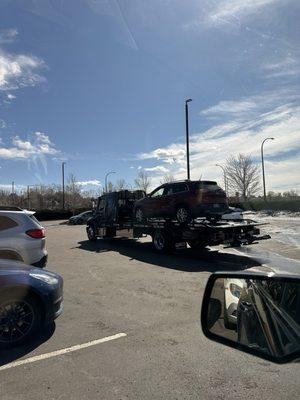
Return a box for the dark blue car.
[0,259,63,347]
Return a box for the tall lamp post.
[27,184,39,210]
[185,98,192,180]
[105,171,116,193]
[62,161,66,210]
[261,137,274,201]
[215,164,227,195]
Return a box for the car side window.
[0,216,18,231]
[150,187,164,197]
[163,185,174,195]
[172,184,188,193]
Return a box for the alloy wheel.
[0,300,34,344]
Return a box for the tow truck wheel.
[175,206,192,224]
[152,230,175,253]
[87,225,97,242]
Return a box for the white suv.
[0,208,48,268]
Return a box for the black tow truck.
[86,190,270,252]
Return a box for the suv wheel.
[87,225,97,242]
[135,208,145,223]
[0,294,42,347]
[176,206,192,224]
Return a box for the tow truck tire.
[152,230,175,253]
[87,225,97,242]
[175,205,192,224]
[187,239,208,250]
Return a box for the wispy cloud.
[0,28,18,44]
[262,56,300,80]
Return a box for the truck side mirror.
[201,271,300,364]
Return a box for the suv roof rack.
[0,206,23,211]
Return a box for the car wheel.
[175,205,192,224]
[0,294,42,347]
[135,207,146,223]
[87,225,97,242]
[152,230,175,253]
[187,239,208,250]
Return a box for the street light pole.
[185,99,192,180]
[215,164,227,195]
[261,137,274,201]
[62,162,66,210]
[105,171,116,193]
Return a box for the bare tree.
[225,154,260,199]
[160,174,175,184]
[134,171,151,193]
[66,173,82,210]
[115,178,128,190]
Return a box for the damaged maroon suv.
[134,180,228,223]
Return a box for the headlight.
[30,272,58,285]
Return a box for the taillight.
[26,228,45,239]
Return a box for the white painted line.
[0,332,127,372]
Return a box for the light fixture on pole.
[105,171,116,193]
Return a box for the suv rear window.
[195,181,218,190]
[0,216,18,231]
[29,215,41,225]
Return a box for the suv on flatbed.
[134,180,228,223]
[0,208,47,268]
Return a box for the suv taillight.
[26,228,45,239]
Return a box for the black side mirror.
[201,271,300,364]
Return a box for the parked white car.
[0,208,48,267]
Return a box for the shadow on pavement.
[76,238,261,273]
[0,322,56,367]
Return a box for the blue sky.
[0,0,299,193]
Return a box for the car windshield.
[0,1,299,399]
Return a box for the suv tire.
[175,205,192,224]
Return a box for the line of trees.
[1,154,298,211]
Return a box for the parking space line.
[0,332,127,372]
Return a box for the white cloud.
[0,50,46,91]
[0,28,18,44]
[0,132,58,160]
[77,180,102,187]
[144,166,169,174]
[7,93,16,100]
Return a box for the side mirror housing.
[201,271,300,364]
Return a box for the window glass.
[173,184,188,193]
[150,187,164,197]
[0,216,18,231]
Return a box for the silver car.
[0,208,48,267]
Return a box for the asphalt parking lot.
[1,221,300,400]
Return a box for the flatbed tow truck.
[86,190,270,253]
